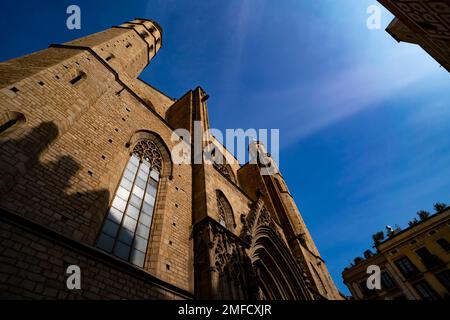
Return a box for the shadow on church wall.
[0,121,110,244]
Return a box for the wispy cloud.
[275,48,447,147]
[219,3,450,148]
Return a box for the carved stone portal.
[194,195,313,300]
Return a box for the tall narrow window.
[216,191,235,229]
[436,270,450,291]
[415,247,442,269]
[394,256,419,278]
[97,140,162,267]
[380,271,396,289]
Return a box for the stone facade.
[0,19,341,300]
[379,0,450,72]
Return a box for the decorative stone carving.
[132,139,162,172]
[194,218,259,300]
[240,195,280,244]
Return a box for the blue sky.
[1,0,449,295]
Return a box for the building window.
[216,191,235,229]
[436,270,450,291]
[0,111,26,137]
[96,139,162,267]
[394,256,419,278]
[358,280,376,298]
[415,247,443,269]
[436,238,450,252]
[414,281,440,300]
[381,271,396,290]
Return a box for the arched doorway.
[242,199,312,300]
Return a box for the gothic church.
[0,19,341,300]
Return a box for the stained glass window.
[97,140,162,267]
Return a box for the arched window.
[216,191,235,229]
[97,139,162,267]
